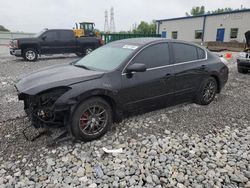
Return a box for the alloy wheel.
[85,48,93,55]
[25,50,36,61]
[202,80,216,103]
[79,105,108,136]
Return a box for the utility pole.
[109,7,115,33]
[104,10,109,33]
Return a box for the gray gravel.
[0,46,250,187]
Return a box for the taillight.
[99,38,104,45]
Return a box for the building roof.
[156,8,250,22]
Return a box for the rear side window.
[172,43,205,64]
[197,47,206,59]
[59,31,74,39]
[44,31,57,39]
[132,43,170,68]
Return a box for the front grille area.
[20,94,66,128]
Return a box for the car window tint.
[75,46,134,71]
[172,43,198,63]
[197,47,206,59]
[45,31,57,39]
[132,43,170,68]
[59,31,74,39]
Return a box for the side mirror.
[126,63,147,73]
[41,35,47,40]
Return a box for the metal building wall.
[158,11,250,43]
[204,12,250,42]
[158,17,204,42]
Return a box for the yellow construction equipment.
[73,22,99,37]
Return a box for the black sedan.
[15,38,229,141]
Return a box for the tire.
[71,97,112,141]
[237,66,248,74]
[22,48,38,61]
[75,52,84,57]
[195,77,217,105]
[75,47,94,57]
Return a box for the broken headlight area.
[21,87,71,128]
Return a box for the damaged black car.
[15,38,229,141]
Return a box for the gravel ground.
[0,46,249,188]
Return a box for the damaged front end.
[17,87,71,129]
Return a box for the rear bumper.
[10,48,21,56]
[237,59,250,69]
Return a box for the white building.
[156,9,250,43]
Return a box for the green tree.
[0,25,9,32]
[186,6,245,16]
[189,6,205,16]
[207,7,233,14]
[133,21,156,34]
[118,31,133,34]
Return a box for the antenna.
[104,10,109,33]
[109,7,115,33]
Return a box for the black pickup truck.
[9,29,102,61]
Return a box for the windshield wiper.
[74,64,91,70]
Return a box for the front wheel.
[71,97,112,141]
[22,48,38,61]
[195,77,217,105]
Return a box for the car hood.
[13,37,38,42]
[15,63,104,95]
[245,31,250,48]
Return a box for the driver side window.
[43,31,57,40]
[132,43,170,69]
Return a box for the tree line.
[0,25,9,32]
[186,6,246,16]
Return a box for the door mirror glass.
[126,63,147,73]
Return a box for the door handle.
[200,65,206,70]
[164,73,172,79]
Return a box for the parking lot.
[0,45,250,187]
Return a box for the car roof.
[46,29,73,32]
[108,38,165,47]
[107,38,206,50]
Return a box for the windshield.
[34,29,48,37]
[75,46,134,71]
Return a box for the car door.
[40,30,59,54]
[120,42,175,112]
[170,42,208,102]
[58,30,76,53]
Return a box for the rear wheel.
[195,77,217,105]
[75,47,94,57]
[23,48,38,61]
[237,66,248,74]
[71,97,112,141]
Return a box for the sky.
[0,0,249,33]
